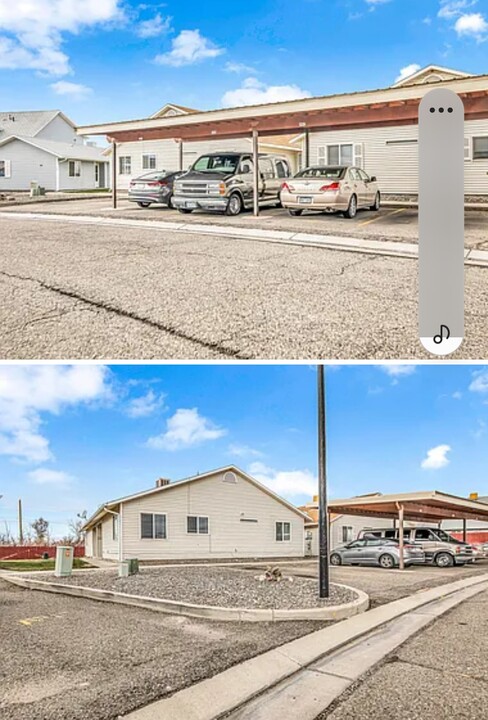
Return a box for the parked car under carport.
[128,170,183,208]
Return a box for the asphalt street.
[316,588,488,720]
[0,578,324,720]
[1,213,488,359]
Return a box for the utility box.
[54,546,74,577]
[119,558,139,577]
[119,561,130,578]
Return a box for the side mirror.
[370,176,377,182]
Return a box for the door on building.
[95,163,100,188]
[94,525,103,558]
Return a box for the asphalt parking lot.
[317,588,488,720]
[3,197,488,248]
[1,203,488,360]
[1,562,485,720]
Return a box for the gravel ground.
[41,566,356,609]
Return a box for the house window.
[342,526,353,543]
[142,154,157,170]
[473,137,488,160]
[112,515,119,541]
[0,160,7,177]
[276,521,291,542]
[141,512,167,539]
[119,156,132,175]
[187,516,209,534]
[327,144,353,166]
[68,160,81,177]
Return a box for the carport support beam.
[111,140,118,210]
[398,503,405,570]
[178,140,184,171]
[252,129,260,217]
[463,518,467,543]
[305,129,310,168]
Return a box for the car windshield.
[296,167,346,179]
[192,155,240,173]
[435,529,456,543]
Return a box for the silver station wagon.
[330,537,425,569]
[280,165,380,218]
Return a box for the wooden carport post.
[178,139,184,171]
[304,128,310,168]
[462,518,467,543]
[252,129,260,217]
[397,502,405,570]
[111,140,118,210]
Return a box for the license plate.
[298,196,313,205]
[186,201,197,208]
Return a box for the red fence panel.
[0,545,85,560]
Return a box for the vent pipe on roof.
[156,477,170,488]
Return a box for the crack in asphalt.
[0,270,250,360]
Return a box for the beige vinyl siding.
[0,139,57,191]
[120,470,304,560]
[309,118,488,195]
[84,529,93,557]
[101,513,119,560]
[58,158,106,191]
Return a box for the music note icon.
[433,325,451,345]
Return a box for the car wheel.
[330,553,342,566]
[288,209,303,216]
[370,192,381,211]
[435,552,454,568]
[178,208,193,215]
[344,194,357,219]
[379,553,395,569]
[167,194,175,209]
[225,193,243,216]
[137,202,151,208]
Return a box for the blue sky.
[1,1,488,125]
[0,363,488,540]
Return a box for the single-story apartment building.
[78,64,488,199]
[0,109,109,191]
[101,103,300,189]
[300,494,394,556]
[83,465,307,561]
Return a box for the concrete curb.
[2,210,488,267]
[0,574,369,622]
[118,572,488,720]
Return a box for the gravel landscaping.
[42,566,357,609]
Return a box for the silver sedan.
[330,538,425,569]
[280,165,380,218]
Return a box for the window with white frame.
[142,154,157,170]
[342,526,354,543]
[112,515,119,541]
[0,160,11,178]
[141,512,167,539]
[327,144,353,166]
[119,156,132,175]
[276,521,291,542]
[68,160,81,177]
[187,516,209,534]
[473,137,488,160]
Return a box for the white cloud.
[438,1,476,20]
[222,77,311,108]
[469,370,488,393]
[421,444,451,470]
[379,364,416,378]
[0,0,123,75]
[249,461,317,498]
[366,0,391,4]
[228,443,263,459]
[454,12,488,38]
[136,13,171,38]
[147,408,226,450]
[154,29,224,67]
[452,391,463,399]
[0,365,110,463]
[126,390,166,418]
[395,64,421,83]
[225,61,255,74]
[28,468,73,485]
[51,80,93,99]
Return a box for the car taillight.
[319,182,340,192]
[281,182,294,192]
[147,181,167,187]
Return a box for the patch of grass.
[60,188,111,194]
[0,558,92,572]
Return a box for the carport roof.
[328,491,488,523]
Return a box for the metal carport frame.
[328,491,488,569]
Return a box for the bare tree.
[31,517,50,544]
[68,511,87,545]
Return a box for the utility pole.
[18,498,23,544]
[317,365,330,598]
